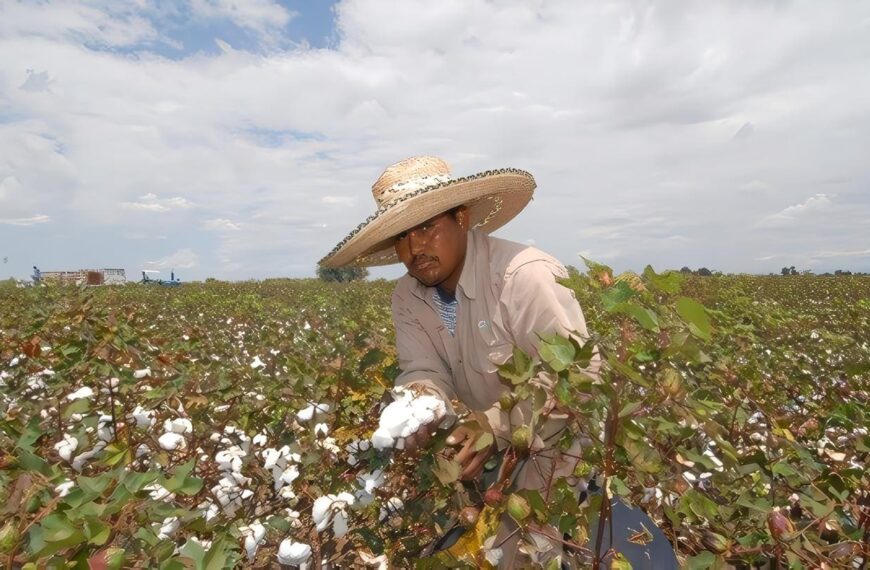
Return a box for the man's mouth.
[414,257,436,271]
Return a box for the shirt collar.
[455,228,480,300]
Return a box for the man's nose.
[407,229,426,254]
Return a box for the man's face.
[394,206,469,293]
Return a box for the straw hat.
[319,156,536,268]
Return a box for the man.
[320,156,675,568]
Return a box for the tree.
[316,265,369,283]
[696,267,712,276]
[679,266,692,274]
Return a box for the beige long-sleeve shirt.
[391,229,600,490]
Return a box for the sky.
[1,0,869,282]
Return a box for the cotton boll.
[250,356,265,369]
[371,427,395,450]
[242,521,266,560]
[332,511,349,538]
[66,387,94,401]
[145,483,175,502]
[378,400,413,436]
[55,479,75,497]
[164,418,193,434]
[133,368,151,379]
[312,496,333,532]
[252,433,268,446]
[157,517,180,540]
[379,497,404,522]
[131,406,156,428]
[54,433,78,461]
[281,465,300,486]
[159,432,187,451]
[314,423,329,437]
[277,539,311,566]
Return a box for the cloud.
[810,248,870,259]
[144,248,199,270]
[1,0,869,278]
[758,194,833,228]
[0,214,51,226]
[203,218,242,231]
[190,0,295,42]
[121,195,196,213]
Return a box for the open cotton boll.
[242,521,267,560]
[379,497,404,522]
[159,432,187,451]
[131,406,156,428]
[157,517,180,540]
[133,368,151,379]
[250,356,265,369]
[54,433,78,461]
[55,479,75,497]
[371,427,395,450]
[164,418,193,434]
[66,387,94,401]
[296,402,331,422]
[277,539,312,566]
[314,423,329,437]
[144,483,175,502]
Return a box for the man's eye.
[395,231,408,241]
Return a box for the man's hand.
[446,425,496,481]
[402,419,440,453]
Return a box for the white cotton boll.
[312,496,333,531]
[66,387,94,401]
[296,405,315,422]
[242,521,267,560]
[55,433,78,461]
[378,400,413,436]
[252,433,268,446]
[164,418,193,434]
[314,423,329,437]
[277,539,312,566]
[379,497,404,521]
[55,479,75,497]
[159,432,186,451]
[263,448,282,470]
[157,517,180,540]
[279,486,296,500]
[250,356,265,369]
[72,441,106,472]
[105,377,119,389]
[281,465,300,486]
[133,368,151,379]
[136,444,151,458]
[131,406,156,428]
[400,417,421,439]
[371,427,395,450]
[332,511,349,538]
[145,483,175,502]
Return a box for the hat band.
[376,174,452,206]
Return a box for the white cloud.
[144,248,199,270]
[0,214,51,226]
[758,194,833,227]
[121,195,196,213]
[1,0,869,278]
[190,0,295,42]
[203,218,242,231]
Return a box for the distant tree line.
[778,267,868,276]
[316,265,369,283]
[680,267,717,276]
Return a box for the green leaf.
[642,265,682,294]
[676,297,712,340]
[537,334,576,373]
[62,398,91,420]
[16,416,44,451]
[358,348,387,372]
[497,346,535,385]
[609,552,633,569]
[601,281,635,311]
[473,432,494,452]
[164,459,197,492]
[83,519,110,546]
[686,551,717,570]
[618,400,643,419]
[617,302,660,332]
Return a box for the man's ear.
[455,205,470,229]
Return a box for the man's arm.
[390,290,458,450]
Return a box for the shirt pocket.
[468,324,513,376]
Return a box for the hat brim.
[319,168,535,268]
